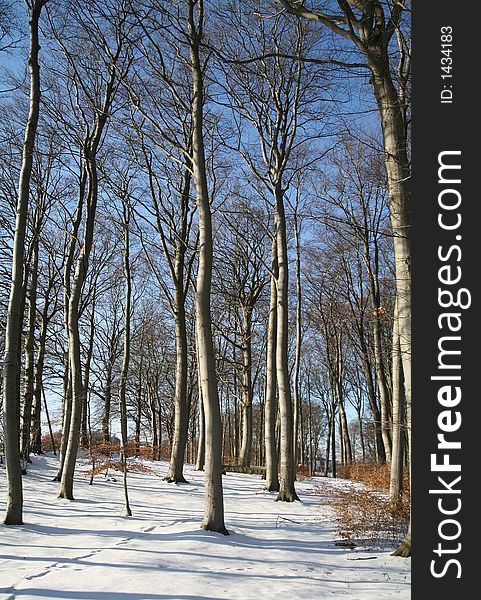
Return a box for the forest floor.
[0,454,410,599]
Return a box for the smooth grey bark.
[101,364,113,443]
[274,190,298,502]
[80,302,96,449]
[306,373,314,475]
[334,335,351,464]
[20,229,39,462]
[161,169,192,483]
[30,268,55,455]
[119,202,132,516]
[330,395,337,479]
[54,352,71,481]
[42,385,56,454]
[389,300,404,501]
[59,156,99,500]
[238,306,253,468]
[323,412,331,477]
[188,0,227,534]
[372,48,411,559]
[3,0,46,525]
[165,278,189,482]
[56,169,85,482]
[263,236,279,491]
[364,245,392,463]
[292,208,302,473]
[336,384,352,464]
[359,337,385,462]
[195,386,205,471]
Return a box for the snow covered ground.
[0,454,410,599]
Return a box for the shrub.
[333,486,409,549]
[320,462,410,549]
[337,461,409,493]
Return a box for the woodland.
[0,0,412,580]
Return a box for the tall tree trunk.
[389,301,404,501]
[365,251,392,463]
[263,237,279,492]
[274,190,298,502]
[42,385,56,455]
[372,67,412,558]
[195,387,205,471]
[119,203,132,516]
[359,339,385,462]
[239,307,253,467]
[30,291,50,455]
[3,0,45,525]
[135,376,142,455]
[357,408,366,462]
[101,365,113,443]
[292,210,302,475]
[59,155,99,500]
[189,0,227,534]
[336,372,352,465]
[165,286,189,482]
[54,352,71,481]
[81,303,95,449]
[21,233,39,462]
[150,394,158,457]
[330,397,337,479]
[323,413,331,477]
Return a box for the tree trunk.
[293,210,302,475]
[357,409,366,462]
[101,365,113,443]
[54,352,71,481]
[195,386,205,471]
[360,340,385,462]
[372,66,412,557]
[324,413,331,477]
[59,155,99,500]
[42,385,56,455]
[331,398,337,479]
[150,395,158,457]
[239,307,253,467]
[31,293,49,455]
[389,301,404,501]
[119,204,132,516]
[81,304,95,449]
[263,236,279,492]
[189,0,227,534]
[3,0,44,525]
[365,251,392,463]
[165,286,189,483]
[274,190,298,502]
[21,234,39,462]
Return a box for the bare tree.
[278,0,411,555]
[45,0,133,499]
[3,0,47,526]
[216,9,325,500]
[189,0,228,534]
[119,181,134,516]
[214,202,268,468]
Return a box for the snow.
[0,454,410,599]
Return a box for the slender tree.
[189,0,228,533]
[278,0,411,555]
[3,0,47,526]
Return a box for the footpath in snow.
[0,454,410,599]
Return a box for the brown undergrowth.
[85,442,159,482]
[317,462,410,549]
